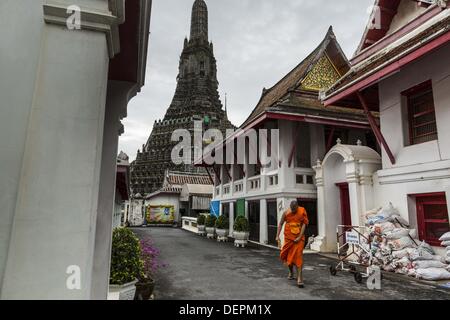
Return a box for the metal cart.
[329,225,382,284]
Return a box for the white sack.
[413,260,447,269]
[385,228,410,240]
[441,240,450,247]
[432,255,445,263]
[365,207,382,219]
[374,222,395,234]
[379,203,398,217]
[408,268,417,277]
[392,257,411,268]
[415,268,450,281]
[409,248,434,261]
[390,236,414,251]
[420,241,435,254]
[392,249,409,259]
[439,232,450,242]
[391,215,410,227]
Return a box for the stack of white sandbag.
[362,203,450,281]
[409,242,450,281]
[441,232,450,265]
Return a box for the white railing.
[248,176,261,191]
[234,180,244,194]
[223,183,231,195]
[267,174,279,187]
[181,216,198,233]
[295,168,316,185]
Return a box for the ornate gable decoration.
[300,54,341,91]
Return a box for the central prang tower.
[131,0,234,196]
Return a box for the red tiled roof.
[324,13,450,103]
[165,171,212,186]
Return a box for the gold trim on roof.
[300,53,341,91]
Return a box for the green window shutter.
[236,199,245,217]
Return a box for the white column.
[1,22,110,299]
[347,161,363,227]
[245,200,249,219]
[278,120,295,189]
[229,202,235,233]
[259,199,268,244]
[311,162,328,252]
[91,81,138,299]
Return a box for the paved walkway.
[133,228,450,300]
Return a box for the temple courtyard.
[132,228,450,300]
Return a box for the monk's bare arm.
[295,224,307,243]
[275,212,286,242]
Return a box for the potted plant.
[134,237,164,300]
[233,216,250,248]
[215,215,229,242]
[197,214,206,236]
[109,228,144,300]
[205,214,217,239]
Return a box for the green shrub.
[234,216,250,232]
[110,228,144,285]
[205,214,217,228]
[215,215,229,229]
[197,214,206,226]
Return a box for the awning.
[180,184,213,202]
[192,196,211,211]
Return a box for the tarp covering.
[210,201,220,217]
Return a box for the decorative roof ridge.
[239,26,345,128]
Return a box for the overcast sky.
[119,0,374,161]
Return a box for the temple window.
[414,192,449,246]
[403,80,438,146]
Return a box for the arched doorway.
[311,142,381,253]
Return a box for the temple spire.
[190,0,208,41]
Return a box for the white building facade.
[0,0,152,299]
[203,29,377,247]
[318,0,450,253]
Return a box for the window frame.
[402,80,438,146]
[414,192,449,246]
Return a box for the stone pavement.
[132,228,450,300]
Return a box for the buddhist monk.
[276,200,309,288]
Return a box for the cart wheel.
[329,266,337,276]
[354,272,363,284]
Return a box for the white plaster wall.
[0,0,46,292]
[378,42,450,169]
[321,154,347,251]
[387,0,427,35]
[129,200,145,226]
[373,174,450,232]
[45,0,109,12]
[373,43,450,248]
[1,21,110,299]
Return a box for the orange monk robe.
[280,207,309,268]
